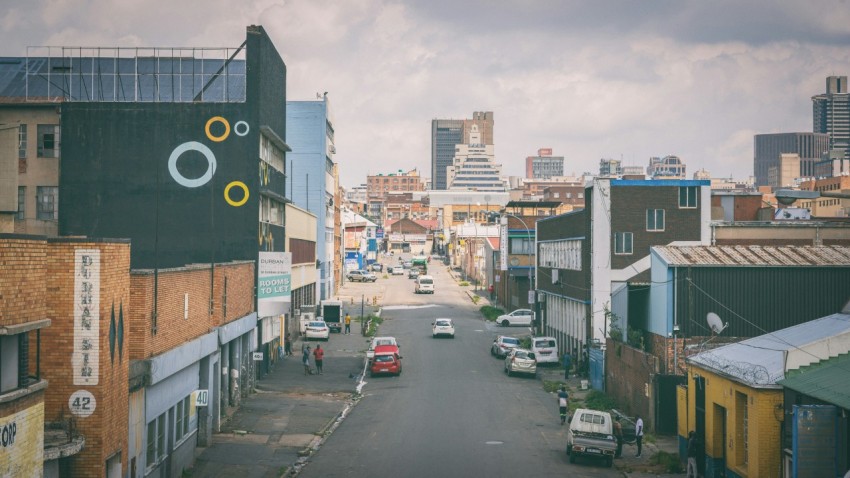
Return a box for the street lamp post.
[502,213,533,315]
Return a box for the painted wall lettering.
[74,249,101,385]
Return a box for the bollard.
[372,296,377,306]
[350,296,354,305]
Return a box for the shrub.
[651,451,683,473]
[459,281,470,286]
[364,315,383,336]
[480,305,504,321]
[584,390,619,411]
[471,295,480,304]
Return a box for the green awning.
[778,353,850,410]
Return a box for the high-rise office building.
[431,111,493,190]
[647,155,687,179]
[812,76,850,153]
[753,133,829,187]
[525,148,564,179]
[599,158,621,177]
[447,124,506,191]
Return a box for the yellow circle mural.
[224,181,249,207]
[205,116,231,142]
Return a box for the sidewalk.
[538,368,684,477]
[191,331,371,478]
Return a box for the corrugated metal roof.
[778,353,850,410]
[654,245,850,267]
[688,313,850,388]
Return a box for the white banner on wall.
[258,252,292,317]
[499,223,508,271]
[73,249,100,386]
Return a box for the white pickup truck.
[565,408,617,467]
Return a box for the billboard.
[258,251,291,317]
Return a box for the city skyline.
[2,0,849,187]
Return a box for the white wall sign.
[499,223,508,271]
[528,290,536,304]
[73,249,100,386]
[194,390,209,407]
[252,352,264,361]
[68,390,96,418]
[258,252,292,317]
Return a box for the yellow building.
[679,313,850,478]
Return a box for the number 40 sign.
[68,390,96,418]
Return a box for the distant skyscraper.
[753,133,829,187]
[447,125,505,191]
[599,158,621,177]
[525,148,564,179]
[812,76,849,154]
[431,111,493,190]
[647,155,686,179]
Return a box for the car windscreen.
[374,355,395,363]
[534,340,555,347]
[419,279,433,284]
[502,337,519,345]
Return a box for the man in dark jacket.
[687,431,698,477]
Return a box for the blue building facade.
[286,98,336,300]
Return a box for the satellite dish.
[706,312,727,335]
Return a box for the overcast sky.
[3,0,849,187]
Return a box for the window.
[36,186,58,220]
[146,413,167,469]
[646,209,665,231]
[175,396,191,442]
[736,392,748,466]
[509,237,533,254]
[17,187,25,220]
[679,186,698,208]
[614,232,633,254]
[37,124,59,158]
[259,135,284,172]
[18,124,27,158]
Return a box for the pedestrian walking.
[563,352,572,379]
[635,414,644,457]
[344,313,352,335]
[284,333,293,356]
[687,431,698,477]
[613,415,624,458]
[302,345,312,375]
[313,344,324,374]
[557,385,569,425]
[488,284,495,300]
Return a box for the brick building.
[128,260,257,477]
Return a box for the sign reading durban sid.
[258,252,292,317]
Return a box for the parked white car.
[491,335,520,358]
[566,409,616,467]
[431,318,455,338]
[504,348,537,377]
[391,266,404,275]
[497,309,534,327]
[530,336,559,364]
[415,275,434,294]
[304,321,330,341]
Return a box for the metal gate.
[655,374,686,434]
[589,347,604,390]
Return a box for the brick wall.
[0,392,45,477]
[605,338,659,428]
[41,238,130,477]
[0,236,47,326]
[130,261,255,359]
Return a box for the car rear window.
[308,322,325,327]
[502,337,519,345]
[580,413,607,425]
[419,278,433,284]
[374,355,395,363]
[534,340,555,347]
[435,320,451,326]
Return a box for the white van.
[530,336,559,364]
[415,275,434,294]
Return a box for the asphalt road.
[301,258,619,478]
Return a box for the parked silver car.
[346,270,377,282]
[504,348,537,377]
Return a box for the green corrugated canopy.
[778,353,850,410]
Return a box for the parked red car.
[370,345,402,377]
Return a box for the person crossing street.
[313,344,324,374]
[344,313,352,334]
[302,345,312,375]
[557,385,569,425]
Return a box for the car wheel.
[501,320,510,327]
[605,457,613,468]
[569,452,576,464]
